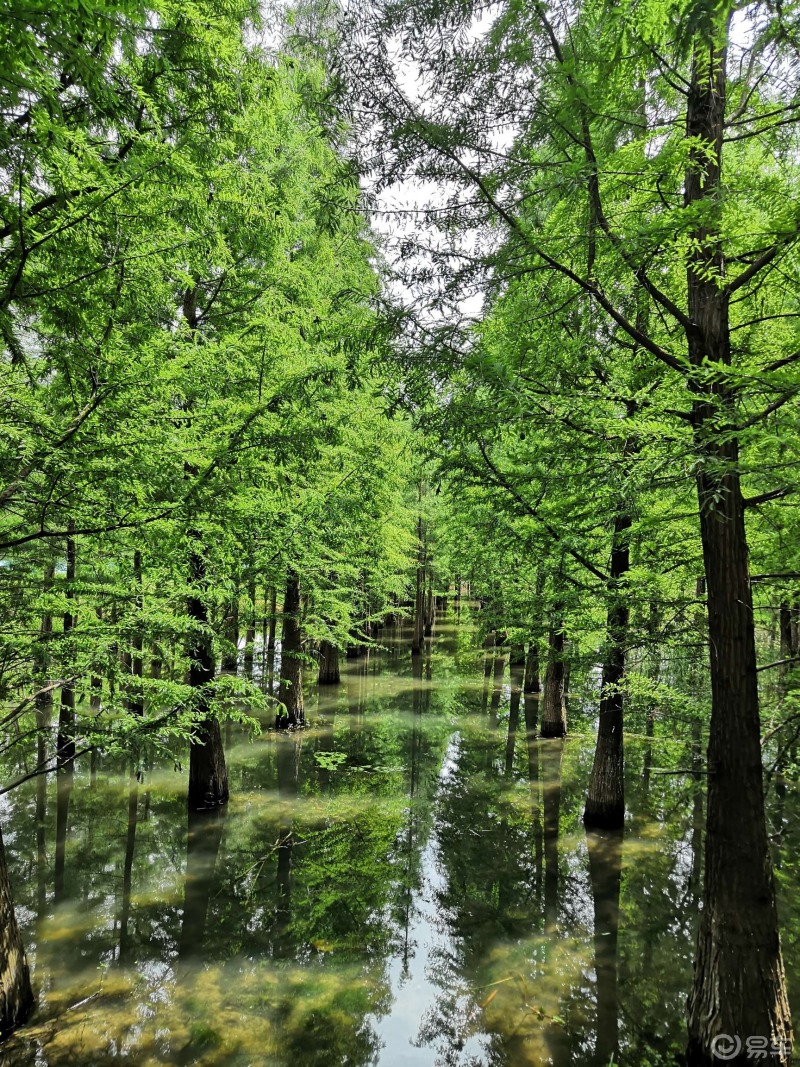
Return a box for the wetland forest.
[1,1,799,1064]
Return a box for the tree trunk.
[423,569,434,636]
[509,643,525,668]
[244,575,256,676]
[221,593,239,673]
[411,513,425,654]
[684,36,791,1065]
[56,523,76,766]
[35,565,54,912]
[266,585,277,653]
[523,640,539,693]
[540,614,566,738]
[130,549,144,717]
[584,511,631,829]
[187,548,229,811]
[318,639,340,685]
[779,602,795,695]
[0,824,34,1039]
[277,569,304,728]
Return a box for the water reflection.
[586,829,623,1065]
[2,617,797,1066]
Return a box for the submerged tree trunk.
[584,512,631,829]
[540,614,566,738]
[187,548,229,811]
[277,570,304,728]
[684,37,791,1065]
[0,824,34,1039]
[318,639,340,685]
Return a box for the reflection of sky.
[1,617,768,1066]
[370,735,488,1066]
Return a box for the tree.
[346,0,799,1056]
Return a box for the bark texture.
[56,525,76,766]
[0,824,34,1039]
[277,570,304,728]
[244,575,256,676]
[684,37,791,1065]
[317,639,340,685]
[584,512,631,829]
[187,549,229,810]
[540,616,566,738]
[221,594,239,673]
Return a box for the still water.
[2,618,798,1066]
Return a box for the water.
[2,617,798,1065]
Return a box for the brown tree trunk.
[509,644,526,668]
[684,37,791,1065]
[56,523,76,766]
[318,639,340,685]
[423,569,434,636]
[277,570,304,728]
[187,548,229,810]
[0,824,34,1039]
[524,640,540,696]
[35,565,54,905]
[221,593,239,673]
[584,511,631,829]
[244,575,256,676]
[130,549,144,717]
[266,586,277,654]
[540,614,566,738]
[411,513,425,654]
[778,602,796,695]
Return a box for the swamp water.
[2,618,798,1066]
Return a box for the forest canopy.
[1,0,799,1065]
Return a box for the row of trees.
[1,0,799,1062]
[0,0,428,1040]
[344,0,800,1061]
